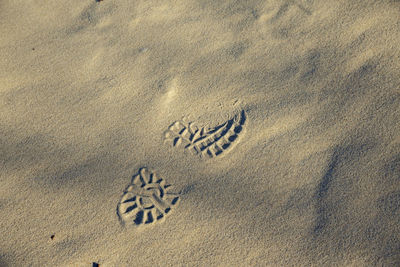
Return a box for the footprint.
[164,110,246,158]
[117,168,180,226]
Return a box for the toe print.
[164,110,246,158]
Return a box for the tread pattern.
[164,110,246,158]
[117,168,179,226]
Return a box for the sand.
[1,0,399,266]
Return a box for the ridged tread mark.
[164,110,246,158]
[117,168,180,226]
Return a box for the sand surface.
[1,0,400,266]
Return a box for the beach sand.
[1,0,400,266]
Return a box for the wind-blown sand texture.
[1,0,400,266]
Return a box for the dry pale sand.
[1,0,400,266]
